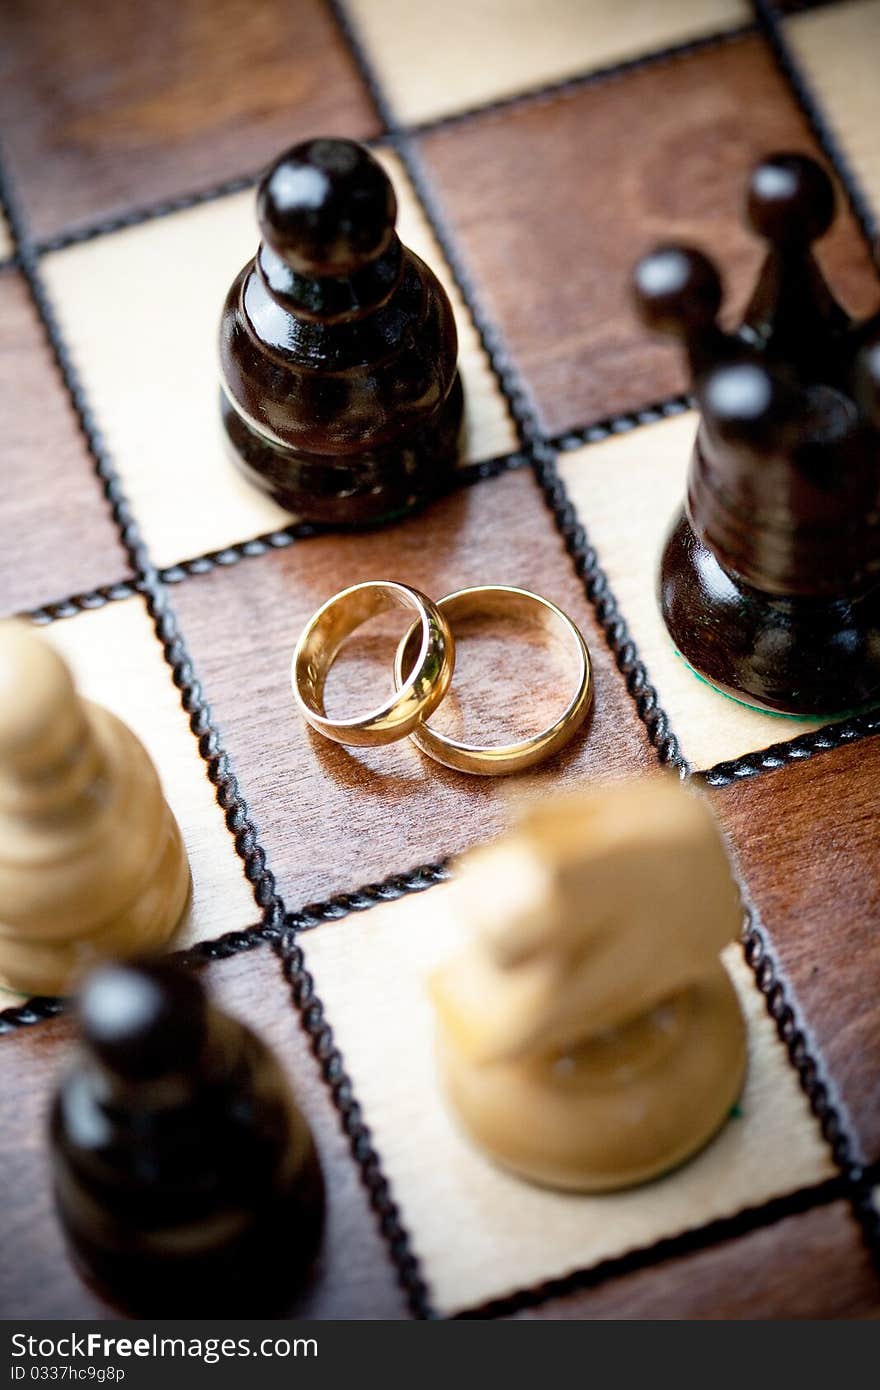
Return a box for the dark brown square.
[418,34,880,435]
[709,736,880,1165]
[0,947,405,1319]
[0,270,130,615]
[0,0,379,243]
[511,1201,879,1319]
[173,469,655,913]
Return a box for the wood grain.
[302,882,833,1316]
[0,946,406,1319]
[511,1201,880,1319]
[558,415,832,771]
[419,35,880,434]
[708,735,880,1166]
[786,0,880,219]
[0,597,258,1013]
[172,468,655,913]
[0,271,129,617]
[346,0,750,126]
[43,151,517,570]
[0,0,379,242]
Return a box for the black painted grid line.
[25,580,144,624]
[456,1174,849,1318]
[699,708,880,787]
[262,838,873,1315]
[0,853,452,1036]
[399,23,758,140]
[754,0,880,267]
[0,918,276,1036]
[741,896,880,1274]
[0,3,840,266]
[328,0,689,778]
[8,26,765,261]
[748,0,880,1273]
[328,0,880,1308]
[5,2,877,988]
[0,0,875,1317]
[465,881,880,1316]
[0,138,433,1319]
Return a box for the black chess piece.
[50,962,324,1316]
[220,137,464,527]
[632,152,880,715]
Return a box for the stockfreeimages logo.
[11,1335,317,1366]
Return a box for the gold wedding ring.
[393,586,592,775]
[292,581,454,747]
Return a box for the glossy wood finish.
[0,947,407,1320]
[173,469,655,913]
[418,35,880,434]
[431,782,747,1193]
[346,0,749,126]
[660,508,880,715]
[786,0,880,219]
[52,961,324,1316]
[0,272,129,616]
[512,1201,880,1319]
[1,4,878,1323]
[303,890,832,1315]
[557,416,834,772]
[0,597,257,1015]
[220,140,463,525]
[635,154,880,716]
[42,151,515,571]
[708,735,880,1163]
[0,624,190,998]
[0,0,379,242]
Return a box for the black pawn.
[220,137,463,526]
[50,962,324,1316]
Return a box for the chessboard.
[1,0,879,1321]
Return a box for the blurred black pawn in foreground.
[633,152,880,716]
[220,136,463,528]
[51,961,324,1316]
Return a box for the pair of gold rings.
[291,581,593,776]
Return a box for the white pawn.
[0,621,191,996]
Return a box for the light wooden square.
[558,414,830,771]
[787,0,880,219]
[0,210,12,261]
[303,881,833,1316]
[0,598,258,1009]
[42,153,516,571]
[346,0,750,126]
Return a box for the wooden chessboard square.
[557,413,837,772]
[0,0,379,244]
[42,151,518,572]
[0,209,12,261]
[708,736,880,1166]
[171,467,655,915]
[786,0,880,219]
[0,270,130,617]
[345,0,750,127]
[510,1200,878,1319]
[417,34,880,435]
[0,597,258,1012]
[301,881,834,1316]
[0,947,406,1319]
